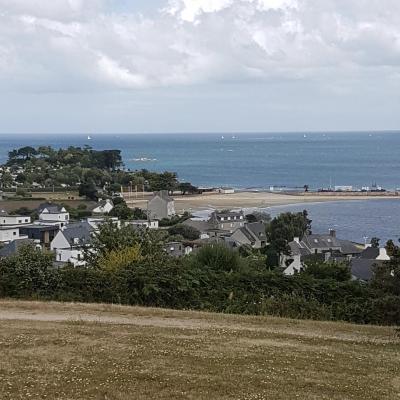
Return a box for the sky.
[0,0,399,134]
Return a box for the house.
[19,224,60,247]
[50,222,94,266]
[0,238,38,258]
[182,219,216,239]
[0,210,31,226]
[147,191,175,220]
[0,209,31,243]
[164,241,193,257]
[38,203,70,227]
[209,211,245,233]
[128,220,159,230]
[218,187,235,194]
[230,222,268,249]
[86,216,120,230]
[0,226,27,243]
[350,246,391,281]
[90,199,114,215]
[282,230,364,275]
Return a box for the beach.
[125,191,400,213]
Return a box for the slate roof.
[62,222,94,246]
[289,240,311,257]
[89,199,114,211]
[245,222,267,240]
[38,203,65,214]
[360,247,380,259]
[303,234,342,250]
[0,239,35,257]
[351,259,384,281]
[337,239,364,255]
[153,191,174,202]
[211,211,244,220]
[183,219,214,233]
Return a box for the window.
[13,232,17,236]
[25,219,28,223]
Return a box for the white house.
[0,210,31,226]
[0,210,30,243]
[86,216,120,230]
[0,226,28,243]
[91,199,114,215]
[38,203,69,227]
[218,187,235,194]
[50,222,93,266]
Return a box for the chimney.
[376,248,390,261]
[294,237,300,244]
[329,229,336,238]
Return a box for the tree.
[267,211,312,256]
[178,182,198,195]
[168,224,200,240]
[109,202,133,220]
[79,181,98,201]
[0,172,13,188]
[246,211,271,223]
[0,245,54,297]
[370,237,380,248]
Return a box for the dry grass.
[0,300,399,400]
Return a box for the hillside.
[0,300,399,400]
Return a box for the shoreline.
[125,191,400,213]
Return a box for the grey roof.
[245,222,267,240]
[89,199,114,211]
[211,211,244,220]
[338,240,364,255]
[360,247,380,259]
[153,190,174,202]
[38,203,65,214]
[303,234,342,250]
[0,239,35,258]
[62,222,93,246]
[183,219,214,233]
[351,259,384,281]
[289,240,311,257]
[20,224,59,232]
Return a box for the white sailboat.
[87,135,92,140]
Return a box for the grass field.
[0,300,399,400]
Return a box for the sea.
[1,132,400,244]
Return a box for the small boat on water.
[87,135,92,140]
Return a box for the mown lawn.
[0,301,399,400]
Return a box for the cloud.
[0,0,399,92]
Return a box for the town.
[0,189,393,284]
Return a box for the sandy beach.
[125,191,400,213]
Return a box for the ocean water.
[1,132,400,243]
[265,199,400,245]
[0,132,399,190]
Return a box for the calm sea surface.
[1,132,400,243]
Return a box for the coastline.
[125,191,400,213]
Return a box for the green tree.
[79,181,98,201]
[168,224,200,240]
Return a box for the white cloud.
[0,0,399,91]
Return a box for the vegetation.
[1,146,196,198]
[1,218,400,326]
[1,300,398,400]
